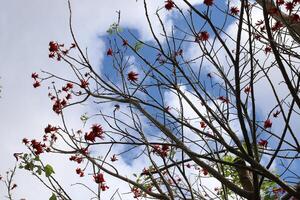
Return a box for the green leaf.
[80,113,89,125]
[34,156,40,161]
[49,193,57,200]
[36,166,42,175]
[44,164,55,177]
[134,42,143,51]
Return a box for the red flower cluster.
[196,31,210,42]
[276,0,285,5]
[204,0,214,6]
[48,41,75,60]
[31,72,41,88]
[93,173,109,191]
[80,79,89,88]
[110,154,118,162]
[273,110,281,118]
[230,6,239,15]
[285,2,295,11]
[258,139,268,147]
[165,0,174,10]
[264,119,272,129]
[244,86,251,93]
[106,48,113,56]
[291,13,300,23]
[202,168,209,176]
[31,139,46,155]
[264,46,272,54]
[84,124,104,142]
[48,41,62,60]
[218,96,229,103]
[52,99,66,114]
[127,71,139,82]
[152,144,170,157]
[76,168,84,177]
[271,21,283,32]
[44,124,58,134]
[69,155,83,164]
[200,121,207,128]
[22,138,29,145]
[132,187,142,198]
[62,83,73,92]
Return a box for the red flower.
[273,110,281,118]
[106,48,113,56]
[276,0,285,5]
[127,71,139,82]
[100,185,109,191]
[291,13,300,23]
[66,83,73,89]
[22,138,29,145]
[271,21,283,32]
[244,86,251,93]
[258,139,268,147]
[31,72,39,80]
[94,173,105,183]
[110,154,118,162]
[85,124,104,142]
[264,46,272,54]
[132,187,142,198]
[218,96,229,103]
[66,93,72,100]
[33,81,41,88]
[196,31,209,42]
[49,41,59,52]
[80,79,89,88]
[52,100,62,114]
[165,0,174,10]
[204,0,213,6]
[202,168,209,176]
[230,6,239,15]
[200,121,207,128]
[264,119,272,129]
[285,2,295,11]
[44,124,58,133]
[31,140,44,155]
[76,168,84,177]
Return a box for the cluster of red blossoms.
[93,173,109,191]
[25,139,48,155]
[218,96,230,104]
[204,0,214,6]
[258,139,268,148]
[69,155,83,164]
[43,124,58,143]
[132,187,143,198]
[127,71,139,82]
[264,119,272,129]
[200,121,207,129]
[48,83,74,114]
[48,41,76,61]
[195,31,210,42]
[152,144,170,157]
[31,72,41,88]
[76,168,84,177]
[84,124,104,142]
[230,6,239,15]
[165,0,174,10]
